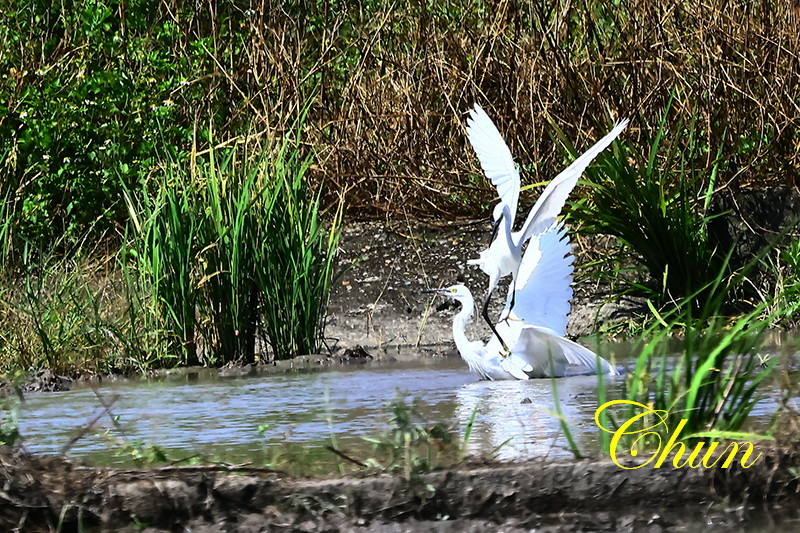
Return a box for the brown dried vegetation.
[211,0,800,217]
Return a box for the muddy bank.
[9,349,386,394]
[327,185,800,353]
[325,219,642,355]
[1,446,797,532]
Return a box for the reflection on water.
[15,336,797,466]
[455,375,623,461]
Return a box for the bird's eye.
[450,288,457,293]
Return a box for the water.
[14,357,622,466]
[14,338,797,467]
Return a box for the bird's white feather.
[437,108,628,380]
[501,223,573,335]
[466,104,520,220]
[515,118,629,245]
[465,106,627,324]
[515,325,618,377]
[480,318,617,378]
[434,286,619,379]
[499,356,533,380]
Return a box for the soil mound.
[1,446,797,531]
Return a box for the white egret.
[428,224,618,379]
[466,104,628,347]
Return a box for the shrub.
[0,0,250,254]
[566,102,728,311]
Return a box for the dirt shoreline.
[1,445,798,532]
[327,185,800,353]
[325,219,641,355]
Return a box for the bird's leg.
[489,217,501,245]
[482,296,509,353]
[502,278,518,326]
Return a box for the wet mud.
[1,446,798,532]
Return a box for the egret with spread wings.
[429,223,618,379]
[466,104,628,349]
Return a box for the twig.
[324,445,368,468]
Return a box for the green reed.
[566,101,726,309]
[599,293,776,454]
[254,135,343,360]
[122,163,201,367]
[121,113,341,365]
[197,145,263,363]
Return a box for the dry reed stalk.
[172,0,800,218]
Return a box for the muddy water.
[15,339,793,467]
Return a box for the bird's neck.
[502,206,514,232]
[452,298,474,355]
[500,211,516,250]
[452,298,491,378]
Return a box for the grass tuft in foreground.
[598,294,777,458]
[363,393,459,479]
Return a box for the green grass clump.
[363,393,461,479]
[122,163,202,368]
[567,102,726,310]
[121,120,342,365]
[598,296,776,458]
[255,142,343,360]
[196,129,342,361]
[196,146,265,363]
[0,246,129,374]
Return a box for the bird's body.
[434,282,617,380]
[430,223,618,380]
[465,104,629,342]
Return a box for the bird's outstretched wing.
[515,119,629,245]
[511,325,618,378]
[466,104,520,219]
[502,223,573,336]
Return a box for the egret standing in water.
[428,223,618,379]
[465,104,628,348]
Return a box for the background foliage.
[3,0,799,251]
